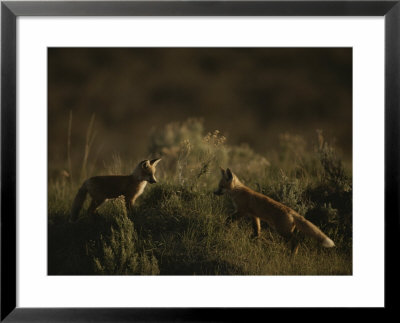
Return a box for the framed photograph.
[1,0,398,321]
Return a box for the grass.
[48,118,352,275]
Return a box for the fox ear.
[140,160,150,169]
[150,158,161,167]
[226,168,233,181]
[219,167,226,177]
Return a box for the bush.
[148,118,270,189]
[48,205,159,275]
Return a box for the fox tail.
[292,213,335,248]
[69,182,88,223]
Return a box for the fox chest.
[130,182,147,200]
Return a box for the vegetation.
[48,119,352,275]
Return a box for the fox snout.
[214,189,224,196]
[148,177,157,184]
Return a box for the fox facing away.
[214,168,335,253]
[69,159,161,222]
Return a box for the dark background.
[48,48,352,174]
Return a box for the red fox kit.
[214,168,335,253]
[69,159,161,222]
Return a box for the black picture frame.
[1,1,398,321]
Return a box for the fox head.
[214,168,237,196]
[136,158,161,184]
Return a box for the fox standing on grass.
[214,168,335,253]
[69,159,161,222]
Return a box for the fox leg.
[230,211,244,221]
[226,211,242,224]
[87,198,104,216]
[279,229,299,255]
[287,235,300,255]
[252,216,261,237]
[227,210,253,226]
[288,225,300,254]
[124,195,134,213]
